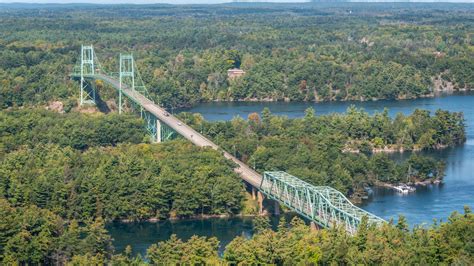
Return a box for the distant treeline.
[0,3,472,109]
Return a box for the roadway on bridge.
[98,74,263,188]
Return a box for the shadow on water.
[107,214,298,257]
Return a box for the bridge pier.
[274,201,280,216]
[251,187,256,200]
[310,221,319,232]
[156,119,162,143]
[257,191,264,215]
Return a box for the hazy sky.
[0,0,307,3]
[0,0,471,3]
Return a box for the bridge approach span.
[98,74,263,188]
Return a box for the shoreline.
[343,143,450,154]
[350,178,443,204]
[373,178,443,191]
[114,176,445,224]
[113,177,444,224]
[116,213,262,224]
[177,90,473,110]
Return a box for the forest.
[0,109,147,154]
[182,107,464,197]
[0,2,473,264]
[0,3,473,110]
[1,107,462,215]
[2,201,472,265]
[0,109,246,221]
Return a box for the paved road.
[99,74,263,188]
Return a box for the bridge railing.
[261,171,385,234]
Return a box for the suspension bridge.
[70,45,385,234]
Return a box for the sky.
[0,0,472,3]
[0,0,307,3]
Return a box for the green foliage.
[2,202,472,265]
[185,107,462,197]
[0,199,113,265]
[0,4,472,109]
[0,108,147,153]
[253,216,271,234]
[0,4,471,264]
[146,234,219,265]
[0,142,244,221]
[223,210,474,265]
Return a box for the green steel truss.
[79,45,96,105]
[261,171,385,234]
[71,45,176,142]
[129,100,176,142]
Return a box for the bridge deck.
[97,74,263,188]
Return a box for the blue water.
[107,217,254,256]
[184,92,474,225]
[108,93,474,255]
[107,214,298,256]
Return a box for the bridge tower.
[119,54,135,114]
[79,45,96,105]
[119,53,169,143]
[72,45,176,143]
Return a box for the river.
[108,92,474,256]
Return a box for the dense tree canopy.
[0,3,472,264]
[182,107,463,197]
[2,199,473,265]
[0,109,246,263]
[0,3,472,109]
[0,108,147,154]
[0,199,114,265]
[222,210,474,265]
[0,142,244,221]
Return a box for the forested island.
[1,107,464,222]
[182,107,465,198]
[0,3,473,110]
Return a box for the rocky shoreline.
[117,212,261,223]
[198,87,472,106]
[343,143,449,154]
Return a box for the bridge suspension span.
[70,45,385,234]
[71,45,175,142]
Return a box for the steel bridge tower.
[79,45,96,105]
[117,53,171,143]
[119,54,134,114]
[72,46,176,143]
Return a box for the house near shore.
[227,68,246,79]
